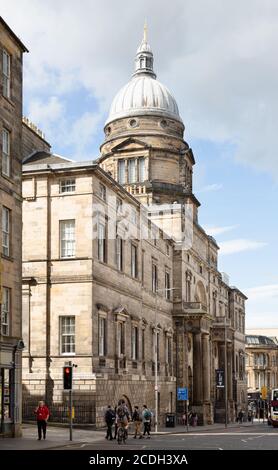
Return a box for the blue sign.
[177,387,188,401]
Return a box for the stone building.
[0,17,28,437]
[246,335,278,395]
[22,29,247,426]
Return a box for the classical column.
[193,332,203,404]
[227,345,233,401]
[202,333,210,402]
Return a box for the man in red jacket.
[34,401,50,440]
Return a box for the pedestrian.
[191,412,198,427]
[132,406,143,439]
[238,410,243,423]
[142,405,152,438]
[34,401,50,440]
[105,405,115,441]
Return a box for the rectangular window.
[60,179,76,193]
[2,50,11,99]
[116,235,123,271]
[1,287,10,336]
[98,222,106,262]
[99,317,106,356]
[131,244,138,278]
[118,159,125,184]
[99,183,106,201]
[60,220,75,258]
[2,207,10,256]
[152,263,158,293]
[128,159,136,183]
[165,271,171,299]
[118,322,125,355]
[138,157,145,182]
[131,326,138,360]
[142,328,145,360]
[141,250,145,286]
[60,316,75,354]
[2,128,10,176]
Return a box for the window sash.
[138,157,145,182]
[1,287,10,336]
[60,317,75,354]
[116,236,123,271]
[98,222,106,262]
[99,317,106,356]
[152,264,158,292]
[118,160,125,184]
[60,220,75,258]
[2,207,10,256]
[99,184,106,201]
[131,326,138,360]
[128,159,136,183]
[118,323,125,355]
[131,244,137,278]
[60,179,76,193]
[165,271,170,299]
[2,129,10,176]
[2,50,10,98]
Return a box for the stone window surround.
[98,311,107,357]
[117,156,148,185]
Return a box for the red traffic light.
[65,367,70,374]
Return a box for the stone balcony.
[174,301,207,316]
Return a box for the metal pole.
[186,400,189,433]
[224,317,228,428]
[69,361,73,441]
[155,292,158,433]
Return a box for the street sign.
[216,369,225,388]
[177,387,188,401]
[261,386,268,400]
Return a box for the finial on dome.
[133,22,156,79]
[143,20,147,43]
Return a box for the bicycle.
[117,423,128,444]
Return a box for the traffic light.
[63,366,72,390]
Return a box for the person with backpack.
[132,405,143,439]
[142,404,152,438]
[116,400,130,442]
[105,405,115,440]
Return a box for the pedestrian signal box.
[63,366,72,390]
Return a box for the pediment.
[111,137,150,153]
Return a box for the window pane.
[60,220,75,258]
[2,207,10,256]
[128,159,136,183]
[138,158,145,182]
[2,129,10,176]
[1,288,10,336]
[118,160,125,184]
[60,179,76,193]
[60,317,75,354]
[2,51,10,98]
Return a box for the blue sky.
[1,0,277,327]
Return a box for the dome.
[106,75,181,124]
[105,26,182,125]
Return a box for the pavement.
[0,419,275,450]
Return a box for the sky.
[1,0,277,328]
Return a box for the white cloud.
[219,238,267,255]
[203,224,238,236]
[196,183,223,193]
[0,0,278,176]
[244,284,278,328]
[28,96,65,128]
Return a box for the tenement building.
[22,29,247,426]
[0,17,27,436]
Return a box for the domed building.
[99,26,197,211]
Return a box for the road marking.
[241,439,248,443]
[218,448,223,450]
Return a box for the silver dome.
[106,75,181,124]
[105,27,182,125]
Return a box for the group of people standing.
[105,400,152,440]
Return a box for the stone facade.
[246,335,278,395]
[0,17,27,437]
[21,30,247,427]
